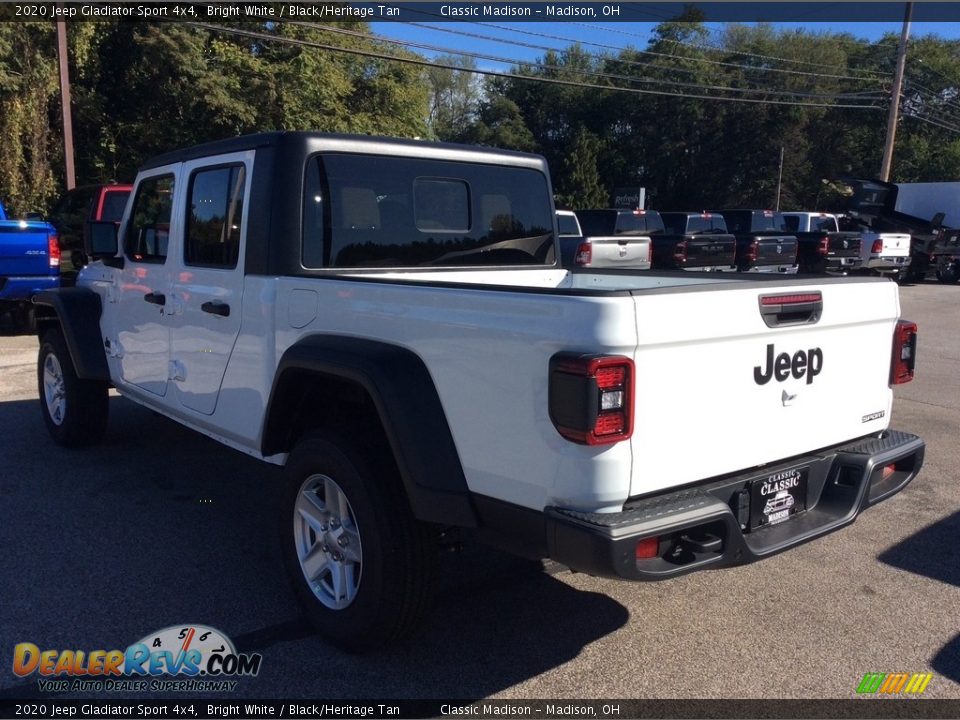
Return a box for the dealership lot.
[0,281,957,700]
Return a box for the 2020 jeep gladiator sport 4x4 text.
[34,132,925,650]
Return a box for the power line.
[187,22,885,111]
[905,76,960,114]
[473,21,886,83]
[904,111,960,134]
[567,21,891,79]
[404,21,884,91]
[298,22,885,101]
[388,4,887,83]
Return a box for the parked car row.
[555,207,923,280]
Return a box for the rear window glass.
[685,215,727,233]
[576,211,664,236]
[100,190,130,222]
[302,154,555,268]
[750,212,789,232]
[614,212,664,235]
[556,213,580,237]
[811,216,838,232]
[722,211,788,233]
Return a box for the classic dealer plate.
[750,467,808,529]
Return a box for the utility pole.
[879,2,913,182]
[55,2,75,191]
[775,146,784,211]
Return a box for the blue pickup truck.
[0,201,60,330]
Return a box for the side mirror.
[85,220,119,259]
[24,211,45,221]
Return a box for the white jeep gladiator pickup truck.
[34,132,925,651]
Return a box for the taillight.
[549,354,634,445]
[872,239,883,254]
[891,319,917,385]
[674,240,687,264]
[745,240,759,262]
[48,233,60,268]
[575,242,592,266]
[818,236,829,255]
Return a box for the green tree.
[0,22,60,214]
[425,54,480,141]
[554,128,608,208]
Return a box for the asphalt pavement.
[0,281,957,701]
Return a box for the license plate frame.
[750,467,808,529]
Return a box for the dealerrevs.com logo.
[12,625,262,693]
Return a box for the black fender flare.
[34,288,110,382]
[262,335,477,528]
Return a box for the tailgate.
[879,234,911,257]
[586,236,651,269]
[755,235,798,265]
[0,225,51,276]
[629,279,899,496]
[827,232,861,258]
[684,235,736,267]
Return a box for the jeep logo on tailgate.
[754,344,823,385]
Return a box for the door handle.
[144,292,166,306]
[201,300,230,317]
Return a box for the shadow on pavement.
[932,633,960,687]
[877,510,960,588]
[0,395,629,700]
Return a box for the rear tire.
[280,433,435,652]
[37,328,109,447]
[936,264,960,284]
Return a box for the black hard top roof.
[139,131,542,171]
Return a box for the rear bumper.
[865,256,911,272]
[682,264,738,272]
[0,275,58,301]
[545,429,924,580]
[824,256,863,273]
[743,263,799,274]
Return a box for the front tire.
[37,328,109,446]
[280,434,435,651]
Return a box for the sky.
[369,19,960,70]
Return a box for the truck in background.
[712,210,799,274]
[48,183,132,283]
[0,201,59,331]
[558,208,652,270]
[842,177,960,283]
[653,212,737,272]
[780,212,863,275]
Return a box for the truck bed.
[235,267,897,511]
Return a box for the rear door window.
[184,164,246,268]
